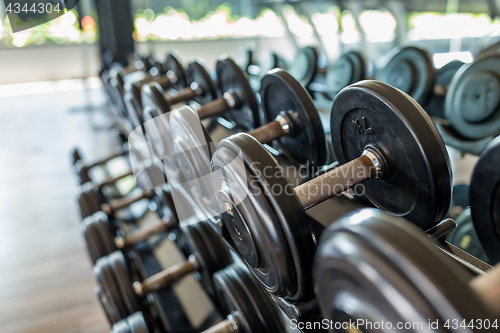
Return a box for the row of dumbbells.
[75,45,500,332]
[73,148,289,333]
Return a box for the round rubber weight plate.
[424,60,464,118]
[211,133,316,300]
[213,265,286,333]
[326,51,366,99]
[164,53,187,91]
[445,53,500,139]
[288,46,318,87]
[169,106,219,221]
[186,61,217,106]
[330,81,452,230]
[314,209,494,331]
[94,256,129,321]
[127,312,149,333]
[183,221,232,288]
[109,251,141,315]
[123,83,144,130]
[216,58,260,131]
[95,214,117,255]
[141,82,171,116]
[81,217,101,264]
[259,70,327,168]
[470,137,500,264]
[376,46,435,105]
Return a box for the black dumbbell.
[470,137,500,264]
[164,69,327,224]
[376,46,436,105]
[309,51,367,100]
[288,46,324,88]
[71,147,128,185]
[314,208,500,330]
[81,190,178,263]
[94,221,233,320]
[211,80,452,300]
[123,54,189,130]
[439,52,500,141]
[142,58,260,132]
[199,264,286,333]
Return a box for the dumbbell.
[142,58,260,132]
[200,264,286,333]
[211,80,452,300]
[165,69,327,224]
[71,147,128,185]
[94,221,233,320]
[470,137,500,264]
[78,170,136,218]
[314,208,500,330]
[288,46,325,88]
[111,312,151,333]
[81,190,177,263]
[123,54,189,130]
[375,46,436,105]
[309,51,366,100]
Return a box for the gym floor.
[0,83,112,333]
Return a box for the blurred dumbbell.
[123,54,189,130]
[315,208,500,330]
[200,264,286,333]
[81,189,178,263]
[94,221,232,320]
[72,147,128,185]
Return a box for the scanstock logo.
[3,0,79,32]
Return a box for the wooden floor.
[0,85,117,333]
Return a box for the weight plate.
[81,217,101,264]
[470,137,500,263]
[260,70,327,168]
[96,285,121,325]
[211,133,316,300]
[331,80,452,230]
[112,317,132,333]
[94,256,129,321]
[448,208,490,263]
[376,46,435,105]
[88,213,109,259]
[169,106,219,221]
[109,251,141,315]
[288,46,319,87]
[445,53,500,139]
[186,61,218,106]
[326,51,366,99]
[216,58,260,131]
[123,82,144,130]
[183,221,232,289]
[94,213,117,256]
[164,53,187,91]
[314,209,494,332]
[424,60,464,119]
[213,264,286,333]
[141,83,177,168]
[127,312,149,333]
